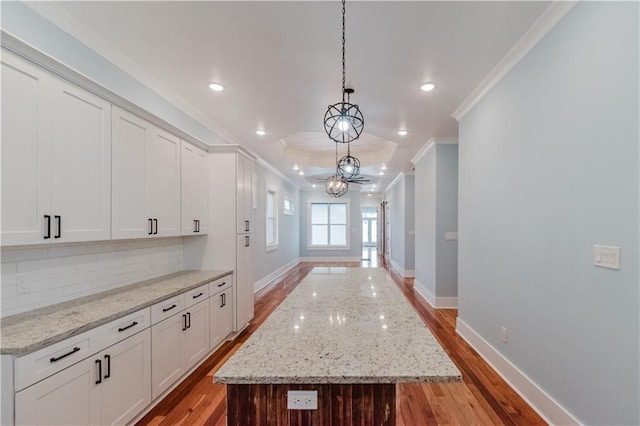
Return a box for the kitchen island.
[214,267,461,425]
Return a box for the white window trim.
[307,198,351,251]
[266,184,279,252]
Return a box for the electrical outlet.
[16,274,28,295]
[287,390,318,410]
[500,327,508,343]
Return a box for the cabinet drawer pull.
[196,219,200,232]
[50,347,80,363]
[117,321,139,332]
[187,312,191,329]
[54,215,61,238]
[192,292,204,299]
[153,218,158,235]
[104,354,111,379]
[217,281,226,287]
[245,236,250,247]
[245,220,250,232]
[194,219,198,233]
[220,294,224,308]
[182,314,187,331]
[162,304,177,312]
[223,293,226,307]
[44,215,51,239]
[148,218,153,235]
[95,359,102,384]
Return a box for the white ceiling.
[28,1,551,193]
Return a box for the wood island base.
[226,383,396,425]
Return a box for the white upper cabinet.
[112,107,180,239]
[181,141,208,235]
[236,153,254,234]
[1,51,111,246]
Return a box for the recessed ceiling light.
[379,171,384,176]
[298,170,304,176]
[367,193,372,197]
[255,130,266,136]
[208,83,224,92]
[312,184,317,188]
[372,185,376,188]
[293,164,299,170]
[397,130,408,136]
[381,164,387,170]
[420,83,435,92]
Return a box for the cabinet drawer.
[94,308,150,351]
[184,284,209,308]
[15,328,100,391]
[209,275,232,295]
[151,294,185,325]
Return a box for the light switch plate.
[593,245,620,270]
[287,390,318,410]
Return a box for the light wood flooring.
[137,260,546,425]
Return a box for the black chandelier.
[336,143,360,180]
[326,134,350,197]
[323,0,364,144]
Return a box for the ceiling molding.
[451,1,578,122]
[23,1,241,146]
[256,158,296,188]
[384,172,406,194]
[411,137,458,165]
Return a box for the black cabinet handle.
[162,304,177,312]
[182,314,187,331]
[104,354,111,379]
[153,218,158,235]
[118,321,138,332]
[196,220,200,232]
[223,293,227,307]
[148,218,153,235]
[54,215,61,238]
[194,219,198,233]
[187,312,191,329]
[245,235,250,247]
[95,359,102,384]
[44,215,51,239]
[220,294,224,308]
[50,347,80,363]
[218,281,226,287]
[245,220,250,232]
[192,292,204,299]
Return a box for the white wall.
[384,174,415,276]
[457,2,638,424]
[1,238,183,317]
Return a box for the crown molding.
[411,137,458,164]
[452,1,578,122]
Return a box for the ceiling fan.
[314,175,370,185]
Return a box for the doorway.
[361,207,378,264]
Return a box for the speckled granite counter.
[215,267,461,384]
[1,270,232,355]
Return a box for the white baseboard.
[389,258,415,277]
[253,258,301,293]
[414,280,458,308]
[299,256,362,262]
[456,318,580,426]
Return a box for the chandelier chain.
[341,0,346,102]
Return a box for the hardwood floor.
[137,260,546,426]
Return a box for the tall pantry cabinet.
[186,147,254,332]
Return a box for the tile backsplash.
[1,237,184,318]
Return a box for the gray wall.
[435,145,458,297]
[253,164,300,281]
[1,2,225,145]
[458,2,638,424]
[299,189,362,259]
[414,144,458,298]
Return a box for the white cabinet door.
[151,127,181,237]
[236,153,253,234]
[1,51,51,246]
[111,106,153,239]
[181,141,208,235]
[98,329,151,426]
[210,288,233,351]
[182,300,209,368]
[151,313,184,400]
[235,234,254,331]
[50,78,111,243]
[15,355,100,425]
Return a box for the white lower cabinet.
[151,299,209,400]
[209,286,233,351]
[15,329,150,426]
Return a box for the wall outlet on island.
[287,390,318,410]
[500,326,508,343]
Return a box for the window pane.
[362,220,368,243]
[330,225,346,245]
[266,218,274,244]
[311,203,328,224]
[267,192,274,217]
[311,225,328,245]
[330,204,346,224]
[371,220,377,243]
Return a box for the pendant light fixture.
[323,0,364,144]
[336,143,360,179]
[326,135,349,197]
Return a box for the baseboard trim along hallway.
[414,279,458,309]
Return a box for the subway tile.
[1,262,17,275]
[17,287,63,307]
[18,258,63,273]
[48,244,87,258]
[1,284,17,299]
[1,247,49,263]
[33,265,76,281]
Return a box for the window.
[283,193,294,215]
[308,200,350,249]
[266,185,278,251]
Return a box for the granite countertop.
[0,269,232,355]
[214,267,461,384]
